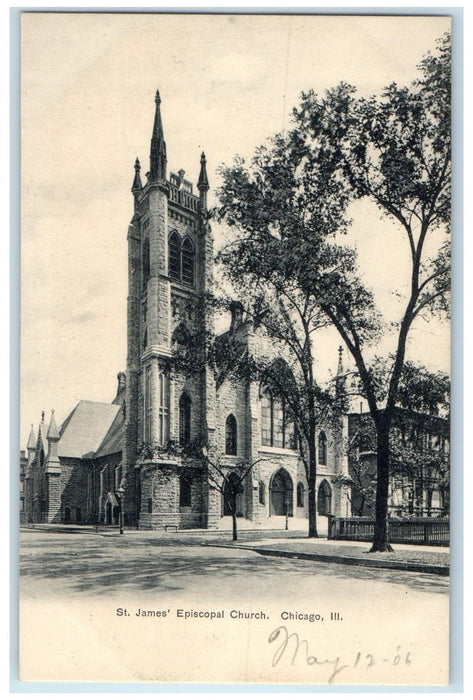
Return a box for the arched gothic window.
[261,388,294,449]
[142,238,150,286]
[225,414,237,455]
[179,393,191,445]
[317,479,332,516]
[168,231,181,281]
[318,431,327,465]
[179,473,192,507]
[181,237,195,285]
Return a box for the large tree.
[216,35,450,551]
[215,136,350,536]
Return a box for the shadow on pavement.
[19,534,449,598]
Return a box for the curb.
[204,543,449,576]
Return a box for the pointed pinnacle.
[47,409,60,441]
[198,150,209,191]
[27,424,37,449]
[132,157,143,192]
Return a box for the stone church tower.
[21,92,353,530]
[123,90,217,529]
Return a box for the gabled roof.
[94,403,125,458]
[58,401,121,458]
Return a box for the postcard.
[19,12,452,686]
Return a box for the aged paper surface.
[20,12,451,685]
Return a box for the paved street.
[19,529,448,601]
[18,529,449,685]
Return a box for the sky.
[20,12,451,447]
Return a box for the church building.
[23,91,350,532]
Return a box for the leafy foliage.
[215,34,451,551]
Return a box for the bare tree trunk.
[232,512,238,541]
[307,441,318,538]
[358,496,365,517]
[370,426,394,552]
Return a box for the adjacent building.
[347,407,449,518]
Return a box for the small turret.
[197,151,209,211]
[149,90,167,182]
[45,410,61,474]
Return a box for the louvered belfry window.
[168,231,195,285]
[169,232,181,281]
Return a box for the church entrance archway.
[269,468,293,516]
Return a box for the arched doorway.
[317,479,332,516]
[105,492,119,525]
[269,468,293,516]
[64,507,71,524]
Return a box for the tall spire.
[149,89,167,182]
[198,151,209,210]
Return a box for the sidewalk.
[21,524,449,575]
[214,537,449,576]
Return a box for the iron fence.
[328,516,449,546]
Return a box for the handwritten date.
[268,625,411,684]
